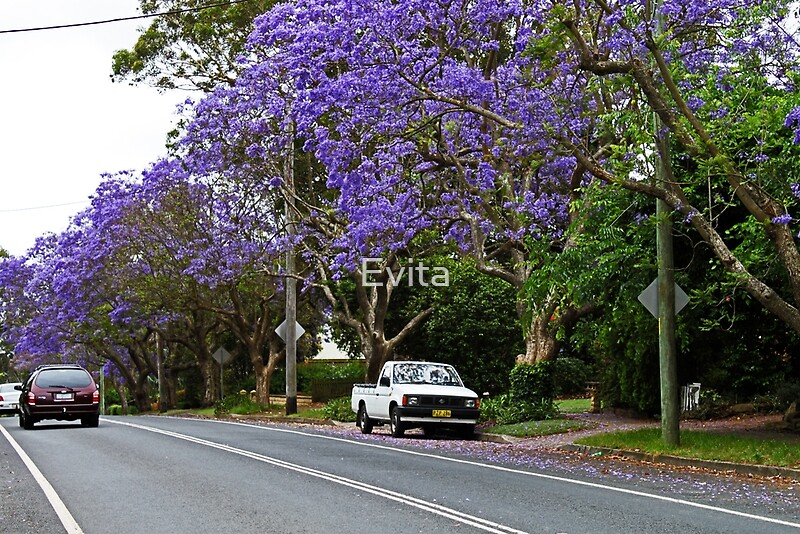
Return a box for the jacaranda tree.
[206,0,800,365]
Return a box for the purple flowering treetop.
[184,0,583,367]
[217,0,800,346]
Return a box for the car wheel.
[357,404,373,434]
[21,412,34,430]
[390,406,404,438]
[81,415,100,428]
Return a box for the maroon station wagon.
[17,364,100,429]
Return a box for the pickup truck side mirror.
[14,385,22,391]
[379,376,391,387]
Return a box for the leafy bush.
[392,257,523,396]
[479,363,561,425]
[479,393,558,425]
[687,389,729,420]
[509,362,556,403]
[321,397,356,422]
[271,361,366,394]
[214,392,266,416]
[775,381,800,409]
[552,357,592,396]
[752,394,782,414]
[753,382,800,413]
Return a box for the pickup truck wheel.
[390,407,405,438]
[357,405,373,434]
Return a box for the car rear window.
[34,369,93,388]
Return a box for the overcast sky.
[0,0,187,257]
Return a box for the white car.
[0,382,22,415]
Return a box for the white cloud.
[0,0,187,256]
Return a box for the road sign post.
[212,347,233,401]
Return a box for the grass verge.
[484,418,591,438]
[557,398,591,413]
[575,428,800,468]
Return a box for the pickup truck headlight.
[464,398,479,408]
[402,395,419,406]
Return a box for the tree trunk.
[365,337,393,383]
[133,379,150,413]
[113,380,129,415]
[253,338,284,406]
[517,310,560,365]
[199,357,220,405]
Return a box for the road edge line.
[0,424,83,534]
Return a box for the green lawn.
[557,398,592,413]
[576,428,800,468]
[484,418,591,438]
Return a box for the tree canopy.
[3,0,800,408]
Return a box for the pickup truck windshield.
[393,363,463,386]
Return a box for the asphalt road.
[0,415,798,533]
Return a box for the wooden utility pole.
[652,0,680,447]
[284,121,298,415]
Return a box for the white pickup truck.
[351,361,480,438]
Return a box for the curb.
[559,443,800,481]
[476,432,519,444]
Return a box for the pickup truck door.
[369,366,392,419]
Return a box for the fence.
[310,378,359,402]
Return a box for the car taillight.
[0,395,4,402]
[92,390,99,404]
[27,392,35,406]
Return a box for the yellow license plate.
[432,409,451,417]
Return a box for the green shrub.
[480,393,559,425]
[509,362,556,403]
[214,393,266,416]
[552,357,592,396]
[775,381,800,409]
[752,394,782,414]
[752,382,800,413]
[321,397,356,422]
[271,361,367,394]
[687,389,729,420]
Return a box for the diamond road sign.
[212,347,233,365]
[637,278,689,318]
[276,320,306,342]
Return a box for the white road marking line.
[160,417,800,530]
[0,423,84,534]
[106,418,526,534]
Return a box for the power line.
[0,0,255,34]
[0,201,89,214]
